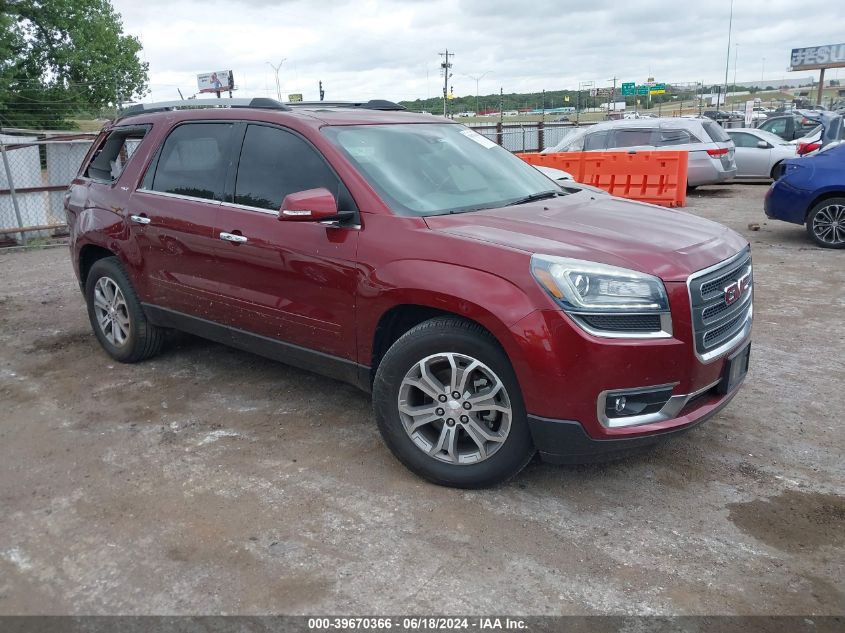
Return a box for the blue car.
[765,143,845,248]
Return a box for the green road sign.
[621,82,635,97]
[636,85,649,95]
[649,83,666,94]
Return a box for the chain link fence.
[0,132,97,245]
[467,122,587,153]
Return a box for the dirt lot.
[0,184,842,616]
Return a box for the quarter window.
[658,129,697,145]
[609,128,656,148]
[150,123,236,200]
[85,125,150,182]
[234,124,345,211]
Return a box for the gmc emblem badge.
[724,272,751,306]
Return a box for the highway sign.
[621,82,635,97]
[649,83,666,94]
[636,85,649,95]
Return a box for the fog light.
[613,396,627,413]
[604,387,674,419]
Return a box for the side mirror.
[279,187,341,222]
[757,140,770,149]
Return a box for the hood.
[423,192,747,282]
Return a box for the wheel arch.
[370,305,512,384]
[804,190,845,223]
[79,244,118,288]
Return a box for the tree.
[0,0,148,129]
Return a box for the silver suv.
[542,117,737,187]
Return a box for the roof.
[587,117,712,131]
[113,98,444,128]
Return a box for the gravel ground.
[0,184,842,616]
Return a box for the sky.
[112,0,844,104]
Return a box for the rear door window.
[233,124,353,212]
[84,125,150,182]
[608,128,656,148]
[149,123,236,201]
[701,120,731,143]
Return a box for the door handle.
[130,214,151,225]
[219,231,248,243]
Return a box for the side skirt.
[143,304,371,393]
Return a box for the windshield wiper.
[505,190,561,206]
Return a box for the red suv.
[66,98,753,488]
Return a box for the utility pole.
[267,59,286,102]
[439,50,454,117]
[499,87,503,124]
[733,43,739,94]
[608,76,618,114]
[722,0,733,110]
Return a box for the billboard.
[197,70,234,93]
[790,44,845,71]
[288,93,303,102]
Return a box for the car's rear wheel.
[806,198,845,249]
[85,257,165,362]
[372,317,534,488]
[770,161,784,180]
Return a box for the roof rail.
[116,98,290,121]
[285,99,406,111]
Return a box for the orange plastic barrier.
[518,151,689,208]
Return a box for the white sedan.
[725,128,798,180]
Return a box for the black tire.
[687,185,698,192]
[85,256,165,362]
[805,197,845,249]
[769,161,783,181]
[372,317,534,488]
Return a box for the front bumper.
[506,274,751,459]
[528,381,741,463]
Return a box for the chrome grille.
[688,249,753,361]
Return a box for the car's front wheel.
[806,197,845,249]
[372,317,535,488]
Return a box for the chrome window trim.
[569,311,673,339]
[597,379,720,429]
[687,247,753,363]
[220,200,280,216]
[136,188,221,206]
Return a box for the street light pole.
[722,0,734,110]
[463,71,490,115]
[267,59,286,101]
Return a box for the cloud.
[112,0,844,103]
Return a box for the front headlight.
[531,255,672,338]
[531,255,669,312]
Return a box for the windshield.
[323,123,561,216]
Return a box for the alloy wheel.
[93,277,131,346]
[397,352,512,465]
[812,203,845,246]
